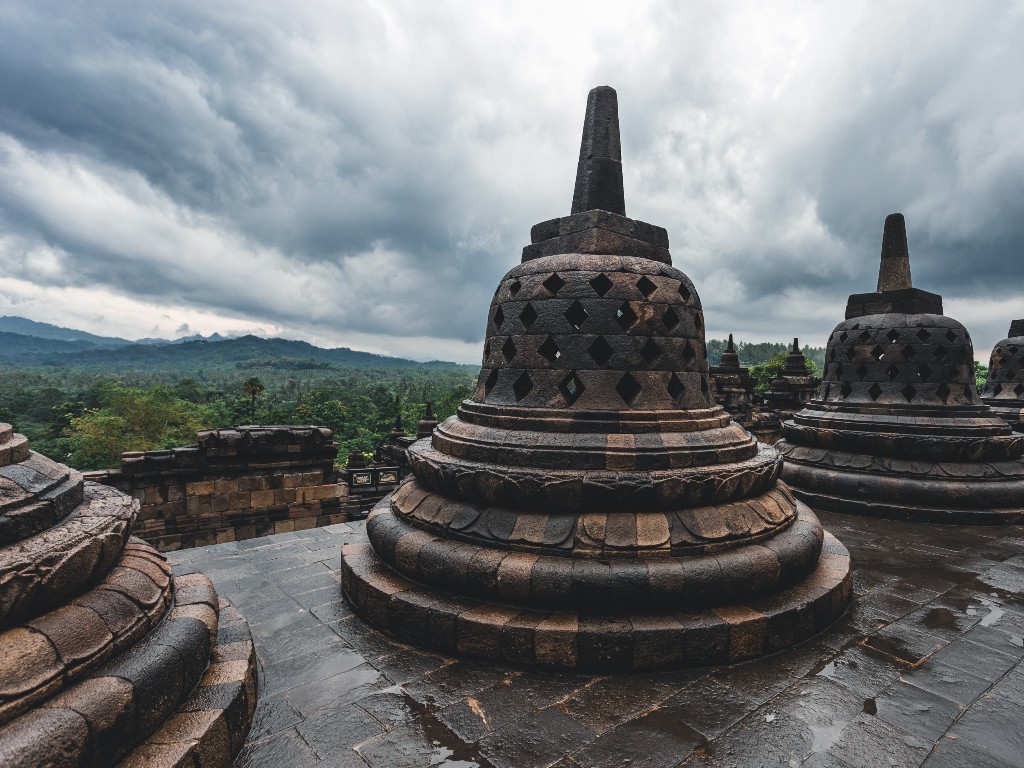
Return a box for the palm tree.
[243,377,265,424]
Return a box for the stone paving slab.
[170,513,1024,768]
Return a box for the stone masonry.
[89,425,353,552]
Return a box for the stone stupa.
[710,334,782,444]
[0,421,257,766]
[778,214,1024,523]
[341,86,851,671]
[763,338,819,420]
[980,320,1024,430]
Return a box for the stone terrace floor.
[170,513,1024,768]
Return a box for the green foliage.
[66,383,225,470]
[974,361,989,391]
[747,351,820,392]
[704,338,826,370]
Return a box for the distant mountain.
[0,331,470,372]
[0,316,132,348]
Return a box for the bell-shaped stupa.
[0,421,256,765]
[341,87,851,671]
[980,320,1024,430]
[778,214,1024,523]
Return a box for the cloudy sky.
[1,1,1022,363]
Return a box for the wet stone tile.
[945,687,1024,767]
[295,704,384,758]
[922,736,1019,768]
[708,707,814,768]
[568,706,703,768]
[815,646,903,700]
[659,678,757,740]
[558,674,674,736]
[828,713,930,768]
[374,649,450,686]
[478,707,594,768]
[401,661,508,709]
[870,680,963,742]
[435,679,533,742]
[899,659,992,707]
[771,676,864,754]
[359,714,492,768]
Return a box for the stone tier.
[366,493,824,611]
[778,442,1024,524]
[341,522,850,672]
[0,450,85,547]
[0,426,30,467]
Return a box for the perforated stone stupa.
[981,320,1024,430]
[0,421,257,766]
[340,86,851,671]
[778,214,1024,524]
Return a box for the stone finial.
[1009,320,1024,338]
[727,334,736,352]
[571,86,625,216]
[792,337,800,353]
[876,213,913,292]
[718,333,741,368]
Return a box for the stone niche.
[89,425,350,551]
[340,86,851,672]
[0,420,257,766]
[778,214,1024,523]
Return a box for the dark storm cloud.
[0,1,1022,360]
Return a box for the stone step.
[0,541,174,726]
[0,453,85,546]
[0,433,29,469]
[0,568,222,767]
[118,598,258,768]
[0,483,136,629]
[0,424,12,445]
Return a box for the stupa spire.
[876,213,913,292]
[727,333,736,352]
[571,86,625,215]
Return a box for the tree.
[974,361,989,391]
[65,383,220,470]
[243,377,265,423]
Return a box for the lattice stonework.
[475,265,711,409]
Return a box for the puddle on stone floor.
[922,608,958,631]
[862,698,877,716]
[978,597,1006,628]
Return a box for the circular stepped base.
[118,597,258,768]
[340,525,851,672]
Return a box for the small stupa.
[763,338,819,420]
[340,86,851,671]
[778,214,1024,523]
[980,320,1024,430]
[710,334,782,444]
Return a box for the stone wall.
[87,425,355,551]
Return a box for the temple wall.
[86,425,357,551]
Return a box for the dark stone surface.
[172,515,1024,766]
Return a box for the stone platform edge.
[339,524,851,672]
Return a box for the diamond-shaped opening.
[640,338,662,363]
[483,341,490,358]
[918,363,932,381]
[694,313,704,332]
[615,372,642,405]
[835,363,844,378]
[663,307,680,332]
[885,364,899,380]
[588,335,614,367]
[538,336,561,362]
[493,306,505,330]
[965,331,972,342]
[1008,370,1018,381]
[519,303,538,329]
[700,376,710,397]
[559,372,585,405]
[509,279,522,297]
[667,373,685,401]
[936,383,950,403]
[564,300,589,330]
[858,330,872,343]
[501,337,517,362]
[845,347,857,361]
[1009,345,1019,355]
[903,345,916,360]
[916,328,931,342]
[887,329,900,343]
[590,273,613,297]
[840,381,853,398]
[543,273,566,295]
[993,383,1004,396]
[868,383,883,400]
[946,329,957,343]
[856,363,869,380]
[956,347,968,363]
[839,331,849,343]
[829,348,837,362]
[822,382,832,399]
[963,384,974,399]
[682,341,696,362]
[1014,383,1024,396]
[901,384,917,402]
[678,282,691,302]
[512,372,533,401]
[484,368,499,395]
[636,276,657,298]
[871,345,885,361]
[934,344,947,360]
[616,302,637,331]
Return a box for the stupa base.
[780,451,1024,525]
[340,527,851,672]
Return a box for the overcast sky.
[1,1,1022,363]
